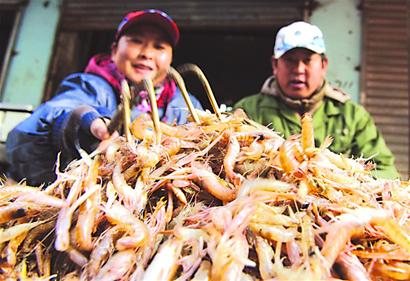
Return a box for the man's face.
[111,24,173,87]
[273,48,328,99]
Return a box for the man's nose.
[293,60,307,72]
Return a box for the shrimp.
[223,134,245,187]
[15,193,65,209]
[71,159,101,252]
[191,260,211,281]
[320,207,408,268]
[279,138,302,174]
[67,246,88,267]
[134,142,160,169]
[300,215,315,260]
[161,136,182,159]
[237,178,293,198]
[0,185,45,200]
[301,113,316,157]
[174,230,207,280]
[104,137,122,163]
[133,177,148,213]
[336,252,371,281]
[104,201,143,226]
[320,219,365,267]
[165,182,187,205]
[352,241,410,260]
[64,173,85,206]
[189,166,237,202]
[104,202,149,248]
[55,184,99,251]
[235,158,268,179]
[370,260,410,281]
[4,232,27,266]
[74,184,101,251]
[85,225,125,278]
[211,232,255,281]
[251,202,298,227]
[112,164,139,211]
[142,238,183,281]
[249,222,296,242]
[0,202,40,224]
[34,242,45,276]
[0,220,44,244]
[21,220,55,253]
[160,121,190,138]
[286,239,302,266]
[92,249,136,281]
[255,236,274,280]
[130,113,155,142]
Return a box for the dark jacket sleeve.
[5,73,118,186]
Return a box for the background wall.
[310,0,361,102]
[1,0,61,106]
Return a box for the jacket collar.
[85,54,124,94]
[261,76,347,117]
[260,76,347,127]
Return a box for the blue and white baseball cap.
[273,21,326,59]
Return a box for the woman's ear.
[111,42,118,57]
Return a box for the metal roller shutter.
[60,0,306,30]
[361,0,409,178]
[0,0,27,9]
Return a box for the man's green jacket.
[234,77,400,180]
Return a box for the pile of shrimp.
[0,109,409,280]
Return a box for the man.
[6,9,203,186]
[234,21,399,179]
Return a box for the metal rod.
[177,63,222,120]
[168,67,200,123]
[121,80,132,142]
[142,78,162,144]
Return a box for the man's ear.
[271,56,278,75]
[322,56,329,70]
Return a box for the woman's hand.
[90,118,111,140]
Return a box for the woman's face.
[273,48,328,99]
[111,24,173,86]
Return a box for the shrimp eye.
[12,208,27,219]
[300,202,310,209]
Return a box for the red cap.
[115,9,180,47]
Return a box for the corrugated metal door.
[361,0,409,179]
[60,0,306,30]
[0,0,26,9]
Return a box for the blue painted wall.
[310,0,361,102]
[2,0,61,106]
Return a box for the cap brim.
[275,45,325,59]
